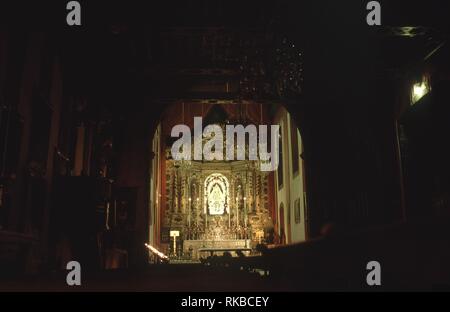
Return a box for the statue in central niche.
[205,173,229,216]
[208,184,225,215]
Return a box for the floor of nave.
[0,264,276,292]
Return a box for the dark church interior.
[1,1,450,292]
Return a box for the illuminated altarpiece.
[162,147,274,260]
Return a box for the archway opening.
[147,101,307,262]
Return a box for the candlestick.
[205,196,208,229]
[244,197,247,227]
[235,197,239,227]
[228,204,231,228]
[188,197,191,227]
[196,197,199,226]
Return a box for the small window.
[277,128,284,190]
[411,77,431,105]
[295,198,302,224]
[290,117,299,175]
